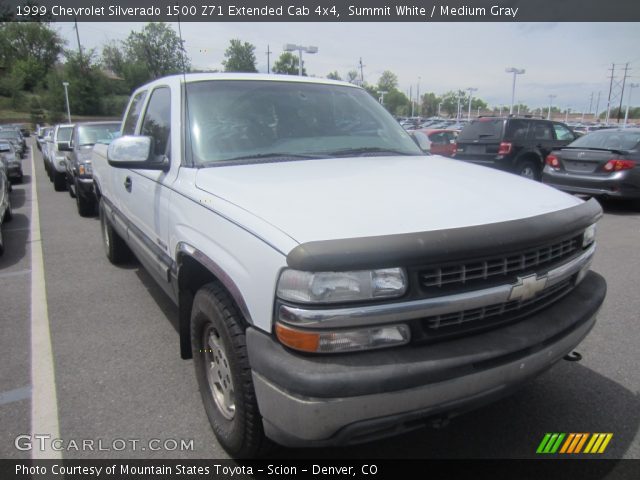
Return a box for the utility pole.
[605,63,616,124]
[410,85,414,117]
[467,87,477,121]
[624,83,639,125]
[73,18,83,60]
[617,62,630,123]
[416,77,421,117]
[594,91,601,121]
[266,45,271,73]
[359,57,365,84]
[547,94,556,120]
[588,92,594,115]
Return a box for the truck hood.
[194,155,582,245]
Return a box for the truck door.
[121,85,178,300]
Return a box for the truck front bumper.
[247,271,606,447]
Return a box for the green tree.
[383,89,410,116]
[102,23,190,92]
[29,96,45,129]
[377,70,398,92]
[0,22,64,91]
[346,70,359,84]
[273,52,305,75]
[326,71,342,81]
[222,39,257,72]
[420,92,441,117]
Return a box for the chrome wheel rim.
[520,166,535,179]
[203,326,235,420]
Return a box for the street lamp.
[505,67,525,115]
[62,81,71,123]
[624,83,639,125]
[378,90,388,105]
[547,94,557,120]
[467,87,477,121]
[283,43,318,76]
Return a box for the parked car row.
[0,124,21,256]
[39,121,122,216]
[412,115,640,208]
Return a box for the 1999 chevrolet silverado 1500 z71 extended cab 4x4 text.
[91,73,606,457]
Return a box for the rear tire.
[191,283,269,458]
[99,199,131,264]
[53,172,66,191]
[516,159,541,181]
[76,182,95,217]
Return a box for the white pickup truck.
[92,73,606,457]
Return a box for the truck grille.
[418,237,580,291]
[421,278,573,337]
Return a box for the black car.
[63,121,121,216]
[0,129,25,159]
[0,164,12,256]
[542,128,640,207]
[453,116,578,180]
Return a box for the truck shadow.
[275,362,639,460]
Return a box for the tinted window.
[505,120,530,141]
[570,130,640,150]
[140,87,171,157]
[530,122,554,140]
[122,91,148,135]
[457,119,504,141]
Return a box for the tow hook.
[563,351,582,362]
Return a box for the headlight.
[78,163,93,176]
[583,223,596,248]
[276,268,407,304]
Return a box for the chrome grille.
[419,237,580,289]
[422,279,572,333]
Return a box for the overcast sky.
[55,21,640,113]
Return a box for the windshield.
[568,130,640,151]
[185,80,421,165]
[78,123,122,146]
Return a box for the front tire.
[53,171,66,191]
[76,182,95,217]
[99,199,131,264]
[191,283,268,458]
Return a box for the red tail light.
[546,154,560,169]
[603,159,635,172]
[498,142,512,155]
[452,143,458,155]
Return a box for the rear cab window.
[457,119,504,142]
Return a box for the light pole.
[438,102,442,117]
[624,83,639,125]
[283,44,318,76]
[416,76,421,117]
[547,94,557,120]
[466,87,477,121]
[456,91,463,121]
[62,81,71,123]
[564,106,571,123]
[505,67,525,115]
[378,90,388,106]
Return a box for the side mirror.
[57,142,72,151]
[410,131,432,152]
[107,136,168,171]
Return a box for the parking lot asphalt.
[0,139,638,461]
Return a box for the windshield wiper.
[203,152,327,165]
[319,147,418,156]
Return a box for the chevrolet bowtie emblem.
[509,274,548,301]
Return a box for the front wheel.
[191,283,268,458]
[99,199,131,264]
[53,171,66,191]
[76,182,95,217]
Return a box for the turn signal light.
[546,154,560,169]
[603,159,635,172]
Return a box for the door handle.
[124,176,132,192]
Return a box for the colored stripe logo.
[536,433,613,454]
